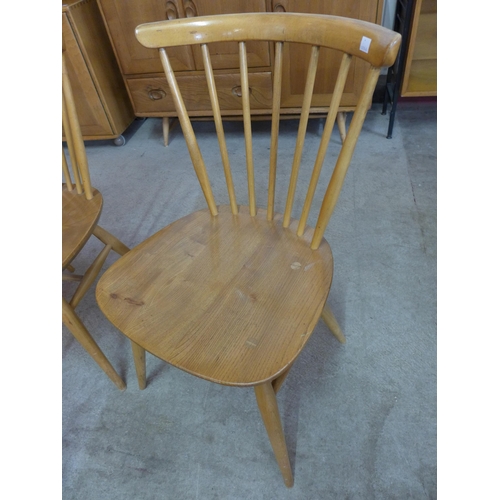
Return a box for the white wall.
[380,0,397,73]
[382,0,397,29]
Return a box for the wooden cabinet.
[97,0,383,133]
[401,0,436,96]
[62,0,135,143]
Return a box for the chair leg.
[321,303,346,344]
[62,298,126,390]
[336,112,347,143]
[131,340,147,390]
[162,117,179,146]
[69,243,112,308]
[254,381,294,488]
[272,364,293,394]
[93,225,130,256]
[163,117,170,146]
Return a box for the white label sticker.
[360,36,372,54]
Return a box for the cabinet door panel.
[98,0,196,74]
[272,0,380,108]
[189,0,270,70]
[401,0,437,96]
[63,13,112,137]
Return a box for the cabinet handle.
[273,3,286,12]
[148,88,166,100]
[232,86,252,98]
[166,1,178,20]
[184,0,198,17]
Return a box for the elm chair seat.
[97,206,333,386]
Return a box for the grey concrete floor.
[62,101,436,499]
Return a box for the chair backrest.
[135,13,401,249]
[62,51,94,200]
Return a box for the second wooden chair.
[62,51,130,390]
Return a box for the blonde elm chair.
[62,51,130,390]
[96,14,401,486]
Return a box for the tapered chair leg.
[254,381,294,488]
[62,298,126,390]
[321,304,346,344]
[131,340,147,390]
[162,117,170,146]
[272,364,293,394]
[69,243,112,309]
[162,117,179,146]
[336,111,347,143]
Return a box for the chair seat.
[96,205,333,386]
[62,184,103,269]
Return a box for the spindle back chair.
[62,51,130,390]
[96,13,401,485]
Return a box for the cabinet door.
[98,0,196,74]
[188,0,270,70]
[99,0,270,75]
[272,0,381,108]
[401,0,437,96]
[63,13,113,137]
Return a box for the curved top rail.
[136,13,401,68]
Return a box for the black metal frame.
[381,0,416,138]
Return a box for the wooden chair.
[62,51,130,390]
[96,14,401,485]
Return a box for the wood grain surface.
[96,206,333,386]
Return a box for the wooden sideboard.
[97,0,383,143]
[63,0,135,144]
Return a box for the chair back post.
[62,51,93,200]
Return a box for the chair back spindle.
[135,14,401,249]
[62,87,82,194]
[297,53,352,237]
[267,41,283,221]
[311,65,381,249]
[62,143,73,188]
[239,41,257,217]
[62,52,93,200]
[159,47,218,216]
[282,44,319,229]
[201,43,238,215]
